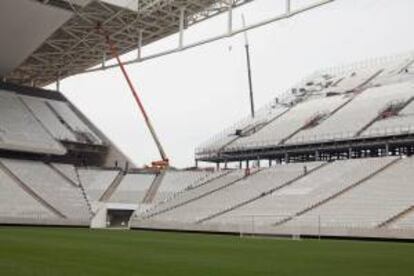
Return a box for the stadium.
[1,0,414,275]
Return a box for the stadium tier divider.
[142,171,166,204]
[74,167,94,216]
[99,170,126,202]
[378,205,414,228]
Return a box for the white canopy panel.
[0,0,72,76]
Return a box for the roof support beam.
[84,0,335,74]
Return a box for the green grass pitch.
[0,227,413,276]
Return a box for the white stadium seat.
[0,91,66,155]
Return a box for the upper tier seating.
[361,115,414,137]
[372,56,414,86]
[361,96,414,137]
[109,173,155,204]
[21,96,78,142]
[48,100,103,145]
[227,95,348,150]
[198,105,288,155]
[196,54,414,156]
[1,158,90,220]
[287,156,414,229]
[287,82,414,143]
[326,68,381,93]
[0,91,66,155]
[301,67,382,96]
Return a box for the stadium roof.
[1,0,252,87]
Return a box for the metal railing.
[195,124,414,158]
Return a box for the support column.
[178,7,185,49]
[137,30,143,60]
[242,14,255,118]
[136,0,143,60]
[227,2,233,36]
[286,0,291,15]
[102,51,106,68]
[56,77,60,92]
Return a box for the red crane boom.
[97,24,169,169]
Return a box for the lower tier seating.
[109,173,155,204]
[0,167,57,221]
[286,156,414,229]
[1,159,91,221]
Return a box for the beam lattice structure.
[7,0,252,86]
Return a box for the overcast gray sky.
[55,0,414,168]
